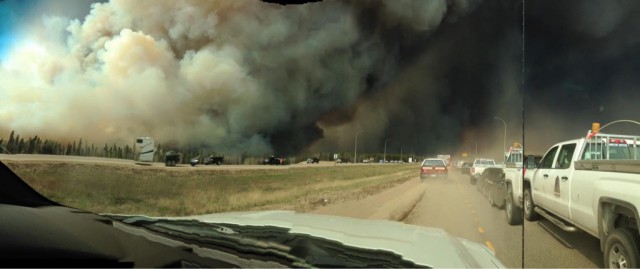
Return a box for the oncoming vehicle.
[164,151,181,167]
[190,154,224,166]
[420,158,448,180]
[264,156,287,165]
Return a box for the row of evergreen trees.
[0,130,420,164]
[0,131,275,164]
[0,130,138,160]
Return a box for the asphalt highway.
[404,170,602,268]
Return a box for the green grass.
[5,162,416,216]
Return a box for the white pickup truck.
[502,144,543,225]
[469,158,497,185]
[522,127,640,267]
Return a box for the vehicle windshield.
[1,1,639,268]
[422,159,446,167]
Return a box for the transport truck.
[135,137,155,163]
[520,122,640,268]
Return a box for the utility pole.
[494,116,507,163]
[384,138,391,163]
[354,130,362,163]
[474,141,478,158]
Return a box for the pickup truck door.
[544,143,576,219]
[532,146,559,207]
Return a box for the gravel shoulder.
[312,177,426,221]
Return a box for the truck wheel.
[604,228,639,268]
[506,187,523,225]
[523,188,539,221]
[165,161,170,166]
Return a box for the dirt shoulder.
[311,177,426,221]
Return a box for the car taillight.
[471,167,475,174]
[523,167,526,175]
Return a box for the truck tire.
[604,228,640,268]
[523,188,539,221]
[506,187,523,225]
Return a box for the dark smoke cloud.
[1,0,640,159]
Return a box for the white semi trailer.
[135,137,155,163]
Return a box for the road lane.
[404,171,523,268]
[405,170,602,268]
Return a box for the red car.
[420,158,448,181]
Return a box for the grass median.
[5,162,417,216]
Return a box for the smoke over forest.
[2,0,640,158]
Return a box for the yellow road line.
[485,241,496,253]
[478,227,484,234]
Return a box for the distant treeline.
[0,130,422,164]
[0,130,138,159]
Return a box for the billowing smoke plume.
[2,0,640,158]
[0,0,479,155]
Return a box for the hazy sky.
[1,0,640,159]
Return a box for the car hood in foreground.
[118,210,505,268]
